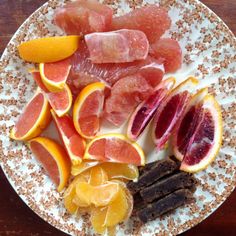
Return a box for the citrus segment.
[29,137,71,192]
[40,58,71,92]
[90,207,107,234]
[64,184,78,214]
[51,110,86,165]
[73,82,105,139]
[84,134,145,166]
[71,160,100,176]
[89,166,108,186]
[18,35,80,63]
[76,182,119,207]
[30,69,49,92]
[180,94,222,173]
[171,88,208,161]
[10,91,51,141]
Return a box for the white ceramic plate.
[0,0,236,235]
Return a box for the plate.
[0,0,236,235]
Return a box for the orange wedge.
[10,91,51,141]
[84,133,145,166]
[40,58,71,92]
[29,137,71,192]
[18,35,80,63]
[73,82,105,139]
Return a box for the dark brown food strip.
[137,189,193,223]
[133,193,146,211]
[127,158,179,194]
[140,172,196,202]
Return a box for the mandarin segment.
[88,166,108,186]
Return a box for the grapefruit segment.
[85,29,149,63]
[40,58,71,92]
[54,0,113,35]
[18,35,80,63]
[30,69,49,92]
[10,91,51,141]
[152,77,199,150]
[84,134,145,166]
[111,5,171,43]
[73,82,105,139]
[171,88,209,161]
[180,94,222,173]
[127,77,176,141]
[29,137,71,192]
[51,110,86,165]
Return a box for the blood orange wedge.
[127,77,176,141]
[18,35,80,63]
[171,88,209,161]
[73,82,105,139]
[84,134,145,166]
[29,137,71,192]
[10,91,51,141]
[40,58,71,92]
[150,38,182,73]
[111,5,171,43]
[180,94,223,173]
[152,77,199,150]
[51,110,86,165]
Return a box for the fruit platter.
[0,0,235,235]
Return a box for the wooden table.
[0,0,235,235]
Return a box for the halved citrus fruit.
[171,88,208,161]
[127,77,176,141]
[84,133,145,166]
[180,94,223,173]
[73,82,105,139]
[76,181,119,207]
[10,91,51,141]
[40,58,71,92]
[152,77,199,150]
[29,137,71,192]
[18,35,80,63]
[51,110,86,165]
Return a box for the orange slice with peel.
[171,88,209,161]
[29,137,71,192]
[84,133,145,166]
[180,94,223,173]
[10,91,51,141]
[73,82,105,139]
[51,110,86,165]
[40,58,71,92]
[152,77,199,150]
[18,35,80,63]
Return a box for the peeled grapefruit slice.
[10,91,51,141]
[84,134,145,166]
[152,77,199,150]
[73,82,105,139]
[51,110,86,165]
[127,77,176,141]
[112,5,171,43]
[54,0,113,35]
[85,29,149,63]
[40,58,71,92]
[18,35,80,63]
[29,137,71,192]
[171,88,209,161]
[150,38,182,73]
[104,74,153,126]
[180,94,222,173]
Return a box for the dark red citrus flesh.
[44,58,70,82]
[79,90,103,136]
[88,138,142,165]
[154,91,190,149]
[53,114,85,158]
[130,88,167,138]
[15,93,44,137]
[30,141,60,185]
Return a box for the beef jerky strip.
[127,158,179,194]
[137,189,193,223]
[140,172,196,203]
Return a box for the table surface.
[0,0,236,235]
